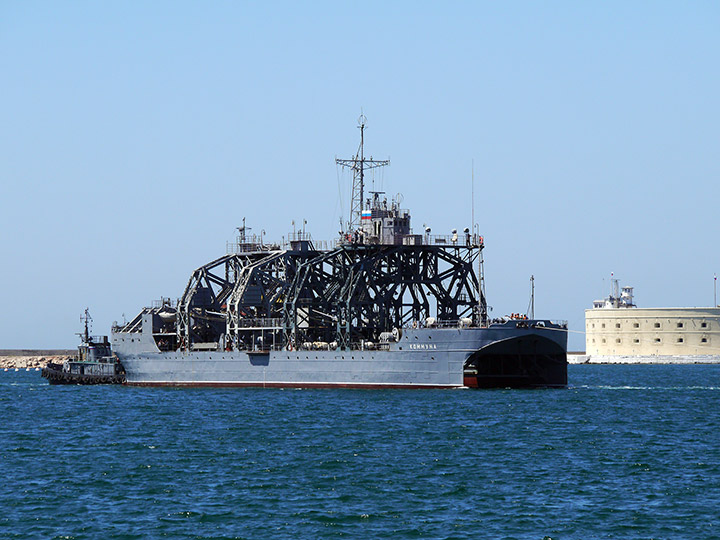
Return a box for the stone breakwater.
[0,350,74,370]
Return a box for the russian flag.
[361,210,372,220]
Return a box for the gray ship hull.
[113,323,568,388]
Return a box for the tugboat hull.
[41,364,126,385]
[41,362,126,385]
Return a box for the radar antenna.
[336,115,390,231]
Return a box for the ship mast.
[529,275,535,319]
[336,115,389,231]
[79,308,92,344]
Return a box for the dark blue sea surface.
[1,365,719,539]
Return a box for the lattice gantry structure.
[162,228,486,353]
[123,116,487,353]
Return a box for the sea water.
[1,365,719,539]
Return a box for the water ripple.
[2,365,720,538]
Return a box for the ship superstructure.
[592,278,636,309]
[112,118,567,388]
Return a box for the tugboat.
[42,309,126,385]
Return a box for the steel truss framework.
[175,242,487,351]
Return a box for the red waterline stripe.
[127,381,463,389]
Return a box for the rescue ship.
[111,118,567,388]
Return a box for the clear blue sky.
[1,1,718,350]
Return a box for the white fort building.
[584,280,720,363]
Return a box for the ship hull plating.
[463,334,568,388]
[114,324,567,389]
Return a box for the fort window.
[633,339,640,343]
[616,338,621,343]
[677,338,684,343]
[701,322,708,328]
[701,338,708,343]
[654,338,661,343]
[601,323,605,329]
[677,322,684,328]
[633,323,639,328]
[616,323,621,328]
[602,338,606,343]
[654,323,661,328]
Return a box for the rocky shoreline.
[0,351,74,370]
